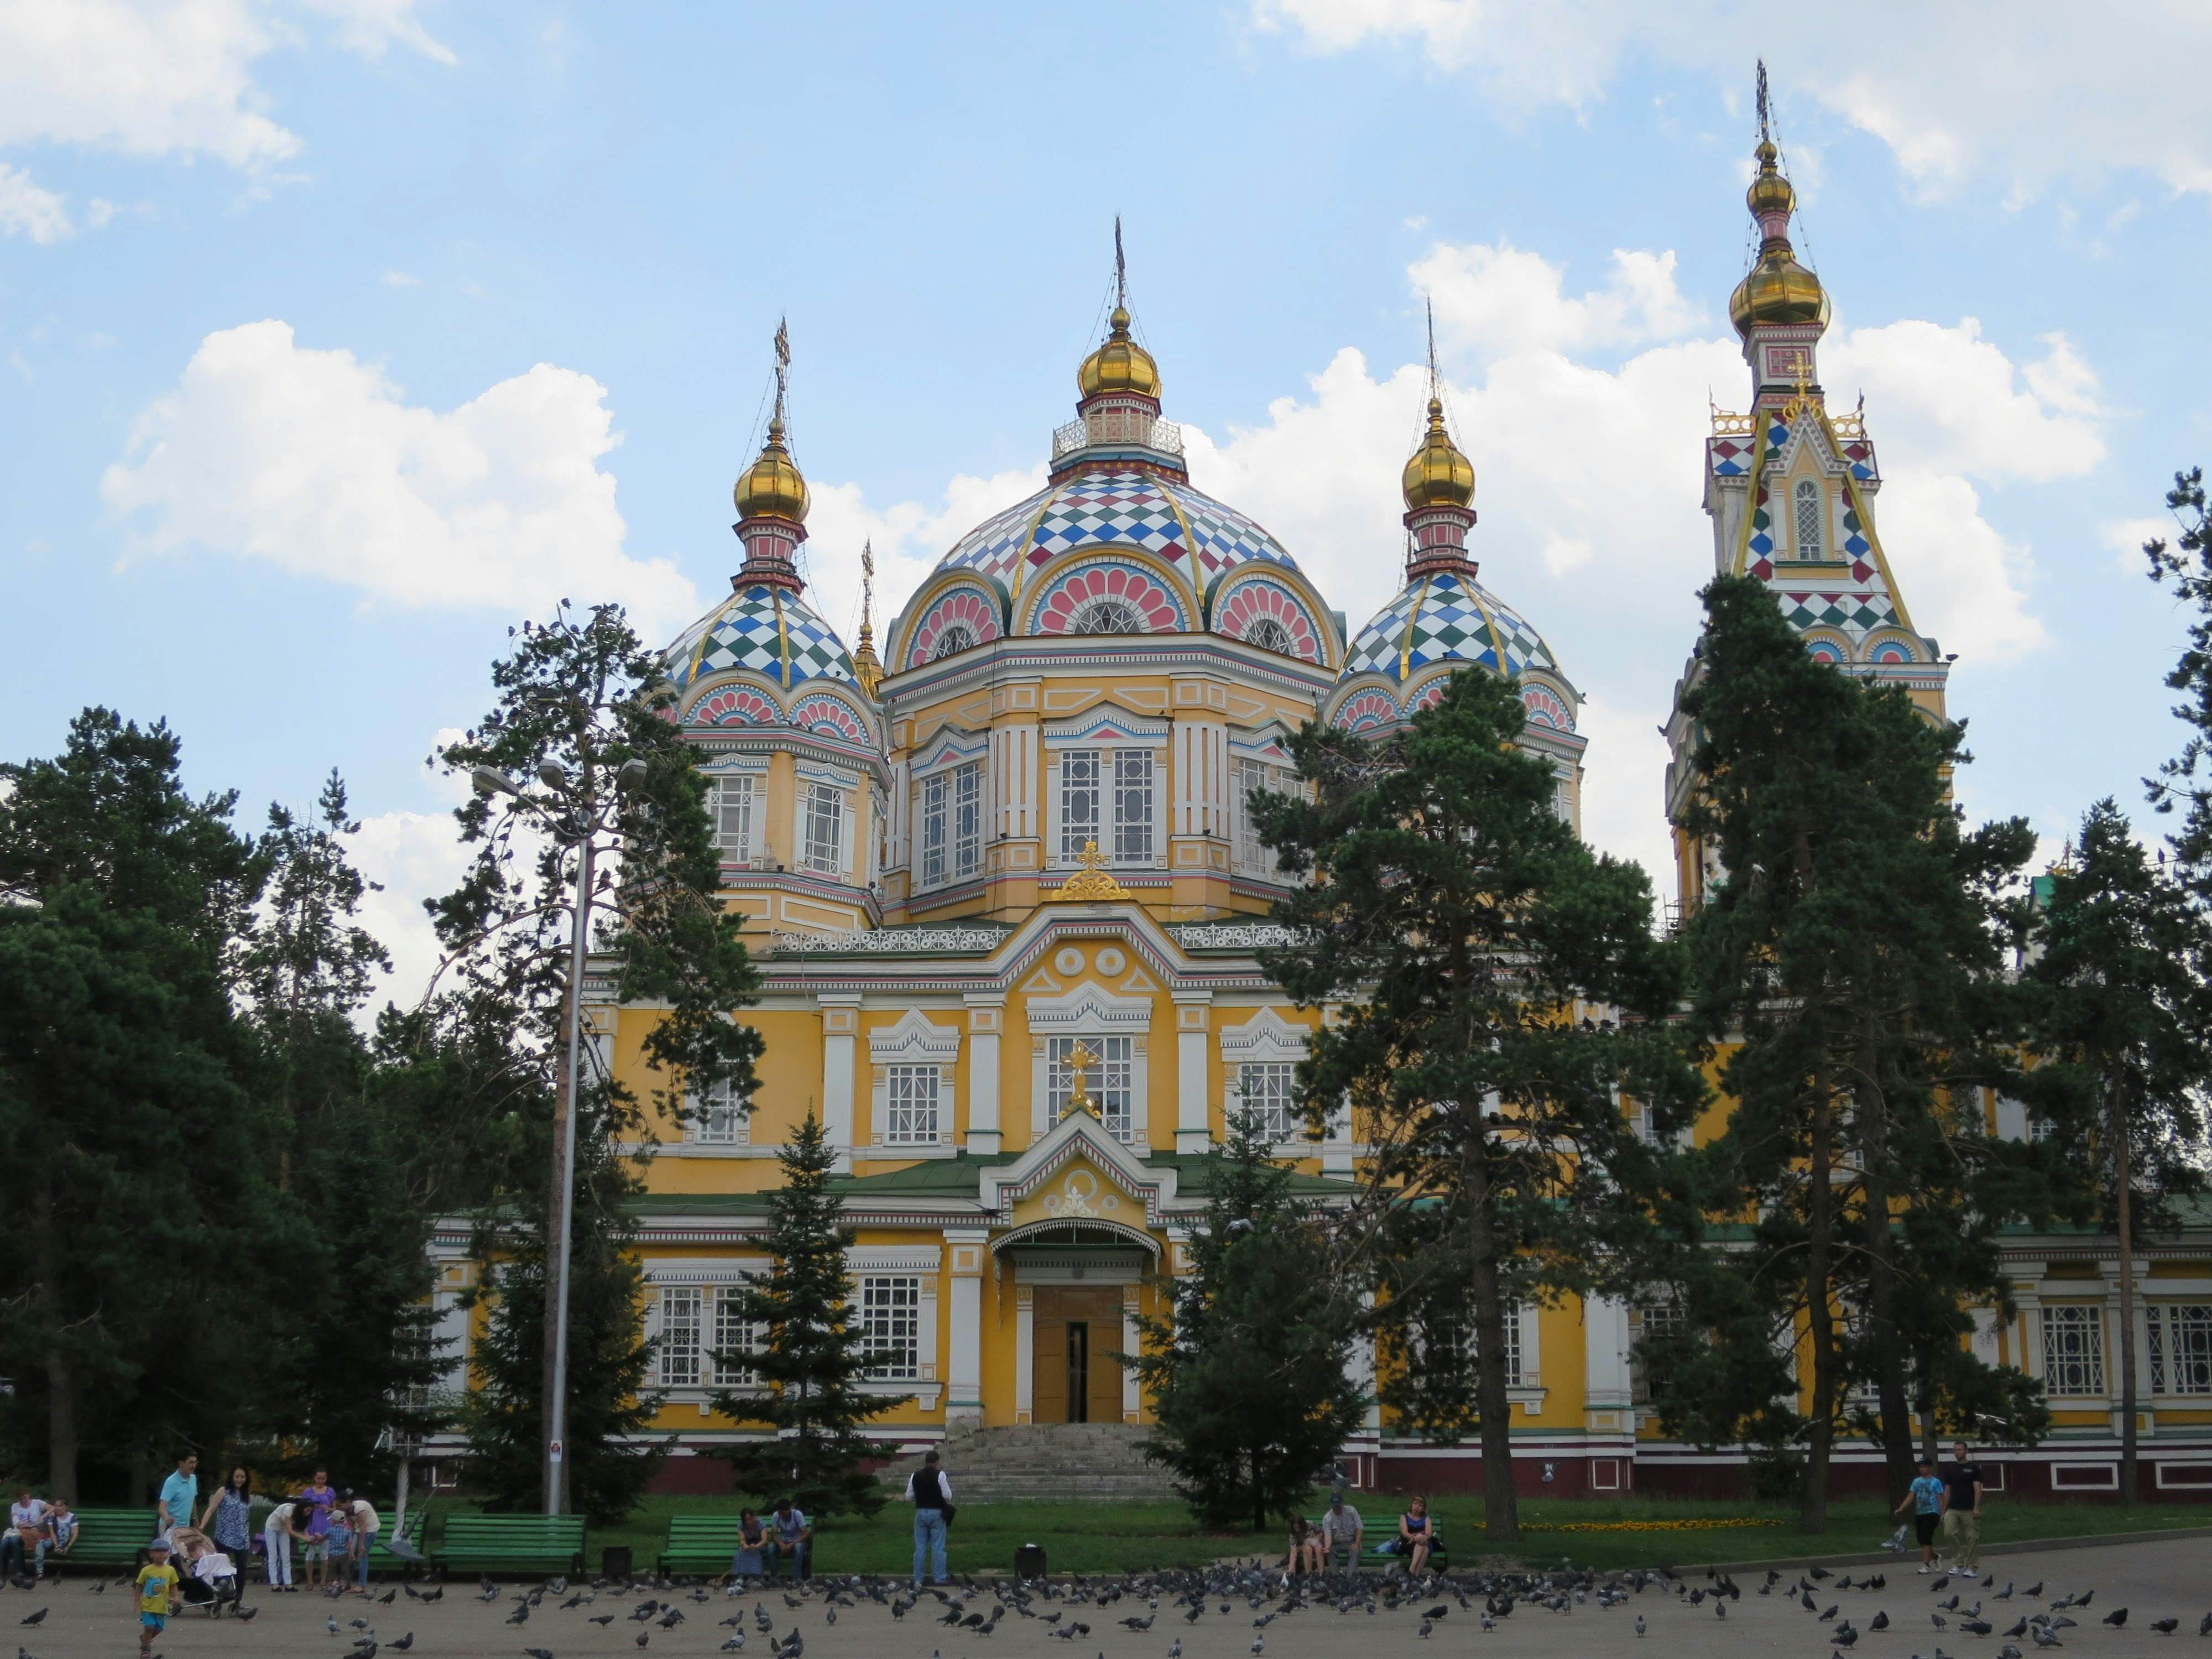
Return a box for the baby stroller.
[171,1529,243,1615]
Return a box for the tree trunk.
[32,1175,79,1501]
[2113,1082,2139,1505]
[1803,1061,1837,1534]
[1467,1151,1520,1543]
[542,955,577,1517]
[1858,1052,1915,1506]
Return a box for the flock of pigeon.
[5,1553,2208,1657]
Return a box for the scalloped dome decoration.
[906,583,1003,668]
[788,692,872,745]
[937,470,1297,601]
[1521,684,1573,731]
[690,685,780,727]
[1405,679,1446,716]
[663,584,857,693]
[1340,569,1559,685]
[1214,576,1324,665]
[1030,560,1188,637]
[1331,688,1399,733]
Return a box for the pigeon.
[525,1650,556,1659]
[17,1613,44,1628]
[2004,1617,2028,1637]
[1422,1605,1448,1621]
[328,1615,342,1636]
[388,1639,413,1652]
[234,1605,261,1624]
[1821,1605,1840,1622]
[1834,1623,1858,1646]
[2001,1648,2024,1659]
[378,1588,396,1605]
[2150,1617,2179,1635]
[1121,1615,1155,1631]
[507,1604,531,1625]
[1963,1619,1994,1636]
[2030,1625,2064,1648]
[2101,1609,2128,1628]
[1635,1614,1646,1637]
[1872,1611,1891,1630]
[1250,1640,1263,1656]
[591,1615,615,1626]
[2024,1584,2043,1599]
[1168,1643,1182,1658]
[1934,1613,1949,1630]
[1418,1620,1433,1639]
[2201,1614,2212,1638]
[637,1634,650,1651]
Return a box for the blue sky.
[5,1,2210,995]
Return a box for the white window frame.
[1044,718,1167,870]
[2041,1303,2107,1397]
[1111,748,1154,864]
[686,1073,750,1146]
[1793,477,1824,561]
[917,760,984,890]
[882,1064,942,1146]
[1026,983,1153,1143]
[1060,747,1102,862]
[1219,1007,1316,1150]
[707,773,759,861]
[2150,1302,2212,1397]
[1422,1301,1533,1390]
[655,1286,703,1387]
[796,772,849,879]
[859,1275,922,1380]
[711,1285,761,1388]
[1234,1060,1298,1142]
[868,1010,959,1151]
[1046,1033,1135,1142]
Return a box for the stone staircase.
[881,1422,1181,1502]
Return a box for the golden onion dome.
[1729,139,1830,338]
[1401,397,1475,511]
[733,416,810,523]
[1077,306,1162,400]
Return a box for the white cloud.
[102,320,700,637]
[0,0,450,173]
[1415,242,1703,361]
[0,160,69,241]
[380,268,419,286]
[1250,0,2212,201]
[2101,515,2173,575]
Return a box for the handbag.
[940,1503,957,1526]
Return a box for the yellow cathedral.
[427,137,2212,1503]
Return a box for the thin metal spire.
[1113,216,1127,311]
[1755,58,1770,145]
[860,538,874,629]
[1426,296,1440,401]
[772,316,790,427]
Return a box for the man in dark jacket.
[904,1449,953,1586]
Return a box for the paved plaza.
[6,1533,2209,1659]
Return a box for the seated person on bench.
[768,1500,810,1580]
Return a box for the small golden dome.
[1730,138,1829,338]
[733,417,810,523]
[1401,397,1475,511]
[1078,306,1161,400]
[1746,139,1795,217]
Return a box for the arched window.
[1069,597,1146,635]
[1243,616,1295,655]
[931,625,977,660]
[1793,479,1824,561]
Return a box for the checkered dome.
[933,466,1301,627]
[1339,569,1562,686]
[663,581,857,696]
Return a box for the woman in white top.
[262,1499,304,1590]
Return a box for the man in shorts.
[1940,1440,1986,1576]
[136,1537,181,1656]
[1893,1456,1947,1572]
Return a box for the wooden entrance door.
[1032,1286,1126,1424]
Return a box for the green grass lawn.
[409,1491,2212,1578]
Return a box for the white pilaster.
[1122,1285,1142,1424]
[1583,1293,1634,1413]
[819,993,860,1173]
[1174,995,1213,1154]
[1014,1285,1035,1425]
[964,994,1004,1155]
[946,1228,988,1434]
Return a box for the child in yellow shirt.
[135,1537,181,1655]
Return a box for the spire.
[852,538,883,698]
[1728,64,1830,361]
[732,317,809,592]
[1401,296,1478,576]
[1077,220,1161,403]
[1114,214,1128,313]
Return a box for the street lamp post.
[473,753,645,1516]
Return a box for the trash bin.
[1015,1542,1046,1580]
[602,1545,634,1580]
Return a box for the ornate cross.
[1063,1042,1099,1120]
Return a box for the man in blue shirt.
[1892,1455,1947,1573]
[156,1453,198,1547]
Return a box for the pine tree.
[1253,667,1703,1543]
[712,1113,901,1520]
[1676,575,2041,1527]
[429,602,763,1512]
[1131,1111,1365,1531]
[2022,800,2210,1503]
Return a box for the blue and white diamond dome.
[1326,563,1579,738]
[665,583,857,697]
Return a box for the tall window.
[1234,757,1297,877]
[2041,1304,2107,1396]
[691,1074,747,1146]
[1793,479,1824,561]
[1425,1304,1523,1388]
[883,1065,941,1146]
[919,763,983,890]
[711,1286,760,1387]
[1113,750,1154,863]
[860,1276,921,1380]
[1631,1302,1685,1403]
[709,775,756,859]
[1237,1061,1298,1141]
[656,1286,703,1386]
[1048,1034,1134,1141]
[1060,750,1100,860]
[802,781,845,877]
[2150,1303,2212,1396]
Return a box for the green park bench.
[367,1506,429,1572]
[1305,1516,1449,1572]
[658,1514,748,1576]
[431,1514,587,1579]
[41,1508,157,1571]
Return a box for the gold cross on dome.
[1063,1042,1100,1120]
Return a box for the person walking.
[199,1467,253,1606]
[1893,1457,1947,1573]
[263,1495,302,1591]
[904,1448,953,1587]
[1939,1439,1986,1577]
[135,1537,181,1658]
[156,1452,199,1548]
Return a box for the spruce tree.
[712,1112,901,1520]
[1131,1112,1364,1531]
[1253,667,1702,1543]
[2022,800,2210,1503]
[1675,575,2040,1527]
